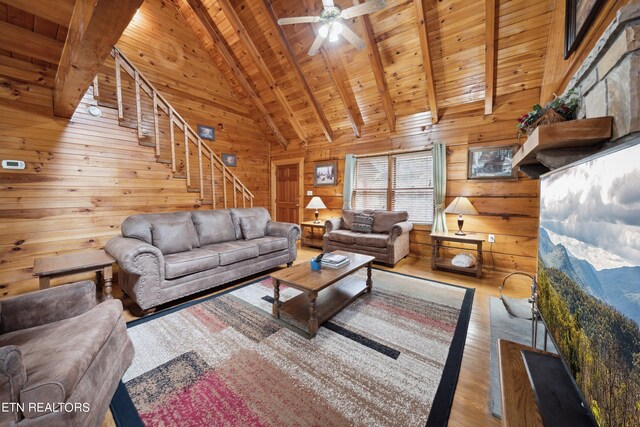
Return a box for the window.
[353,151,434,223]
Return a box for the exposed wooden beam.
[217,0,308,145]
[53,0,143,118]
[0,21,63,64]
[413,0,438,124]
[260,0,334,143]
[1,0,74,27]
[355,0,395,132]
[484,0,497,115]
[303,0,364,138]
[179,0,288,149]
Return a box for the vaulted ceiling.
[0,0,555,147]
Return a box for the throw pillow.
[351,213,374,234]
[239,216,266,240]
[151,221,193,254]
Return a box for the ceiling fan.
[277,0,387,56]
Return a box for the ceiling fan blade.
[340,0,386,19]
[322,0,335,8]
[277,16,320,25]
[308,32,326,56]
[340,25,366,50]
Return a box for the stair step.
[201,200,213,205]
[173,174,187,179]
[156,158,172,165]
[139,139,156,148]
[95,96,117,109]
[186,188,201,193]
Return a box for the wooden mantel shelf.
[512,117,613,168]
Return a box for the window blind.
[391,152,434,223]
[352,151,434,224]
[353,156,388,210]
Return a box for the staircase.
[92,47,254,209]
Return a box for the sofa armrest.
[324,218,343,233]
[0,346,26,415]
[105,236,164,278]
[0,281,97,334]
[266,221,301,241]
[389,221,414,243]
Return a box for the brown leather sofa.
[323,210,413,266]
[0,281,134,427]
[106,207,300,312]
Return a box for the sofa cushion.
[229,208,271,240]
[249,236,288,255]
[164,248,220,279]
[328,230,361,245]
[202,241,259,266]
[341,209,374,230]
[351,213,374,233]
[372,210,409,233]
[191,210,236,245]
[240,216,267,240]
[121,211,199,247]
[151,221,193,255]
[354,233,389,248]
[0,300,122,419]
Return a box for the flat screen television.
[537,140,640,426]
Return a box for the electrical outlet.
[306,190,313,196]
[488,234,495,243]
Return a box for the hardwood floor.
[103,247,533,426]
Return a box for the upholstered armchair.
[0,281,134,427]
[323,210,413,266]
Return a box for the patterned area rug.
[110,269,474,427]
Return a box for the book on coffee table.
[322,253,348,264]
[321,259,351,269]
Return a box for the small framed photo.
[221,153,237,167]
[197,124,215,141]
[467,145,518,180]
[314,161,337,186]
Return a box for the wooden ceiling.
[0,0,555,146]
[175,0,555,147]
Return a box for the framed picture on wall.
[197,124,215,141]
[467,145,518,180]
[221,153,237,167]
[314,161,337,186]
[565,0,605,58]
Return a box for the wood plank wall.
[540,0,630,103]
[0,0,272,297]
[272,88,542,274]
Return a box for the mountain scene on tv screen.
[538,143,640,427]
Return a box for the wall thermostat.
[2,160,26,170]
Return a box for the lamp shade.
[306,196,327,209]
[444,196,478,215]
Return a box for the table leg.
[272,279,280,318]
[431,239,439,270]
[366,261,373,292]
[39,276,50,289]
[476,242,483,278]
[309,291,318,336]
[103,265,113,300]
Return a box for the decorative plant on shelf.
[517,89,581,140]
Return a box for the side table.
[300,220,326,249]
[430,232,484,278]
[33,249,116,300]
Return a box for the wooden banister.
[107,46,255,208]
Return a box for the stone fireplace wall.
[567,2,640,143]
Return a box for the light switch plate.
[306,190,313,196]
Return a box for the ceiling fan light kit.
[277,0,387,55]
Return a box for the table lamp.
[306,196,327,224]
[444,196,478,235]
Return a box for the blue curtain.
[432,143,448,233]
[343,154,356,209]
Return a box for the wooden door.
[275,163,299,223]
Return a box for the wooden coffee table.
[270,251,375,337]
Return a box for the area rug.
[110,269,474,427]
[489,297,556,418]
